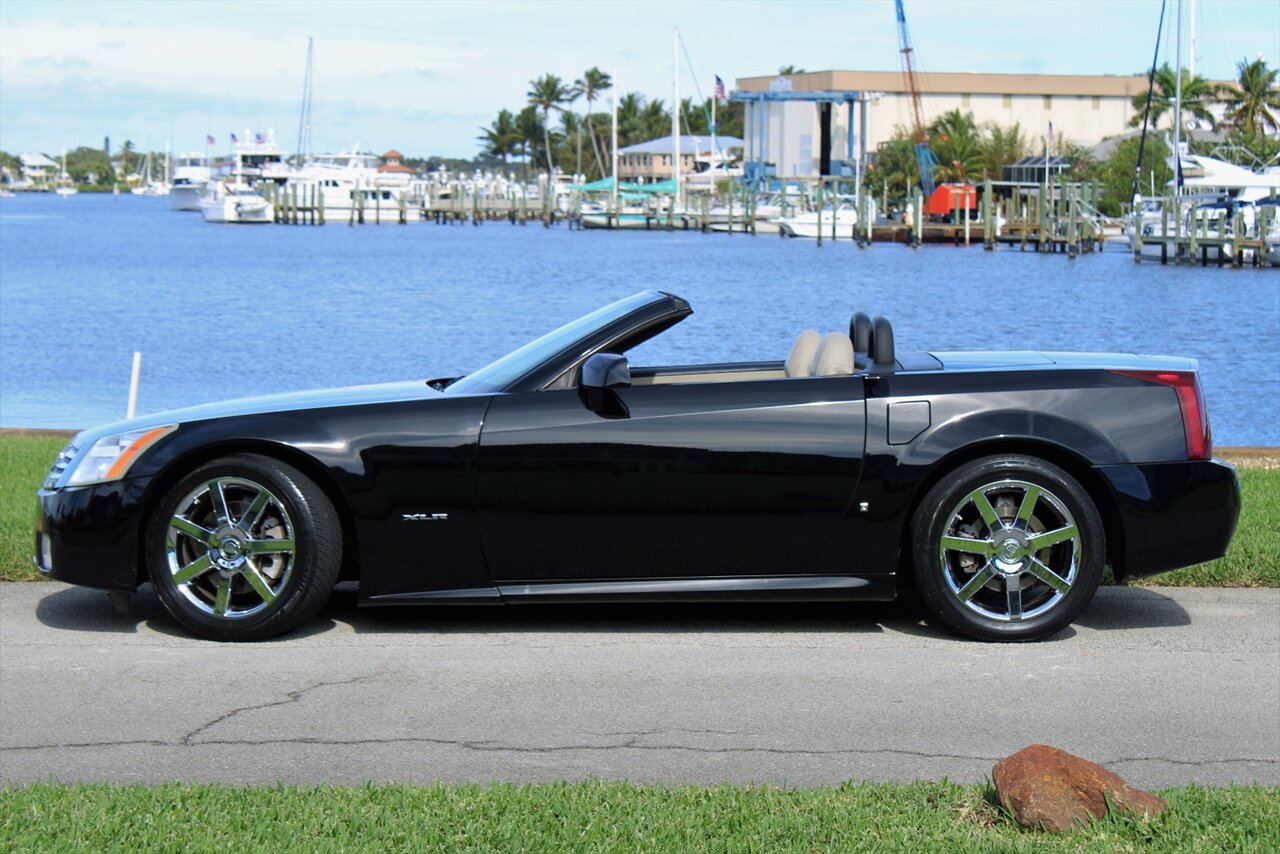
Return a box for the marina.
[1,191,1276,447]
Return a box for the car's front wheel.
[911,454,1104,642]
[145,454,341,641]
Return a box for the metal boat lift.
[729,87,874,192]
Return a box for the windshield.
[445,292,665,395]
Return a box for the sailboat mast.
[296,37,314,163]
[1189,0,1196,78]
[672,27,681,211]
[1173,0,1183,192]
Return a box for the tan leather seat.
[785,329,822,377]
[812,332,855,376]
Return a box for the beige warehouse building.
[733,69,1165,177]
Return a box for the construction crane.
[894,0,939,199]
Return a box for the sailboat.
[131,148,170,196]
[54,148,77,197]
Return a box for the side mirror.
[581,353,631,390]
[580,353,630,417]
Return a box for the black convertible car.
[35,291,1239,642]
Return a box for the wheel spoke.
[237,490,272,534]
[1006,575,1024,620]
[955,564,996,601]
[207,480,231,526]
[246,538,295,555]
[1029,557,1072,595]
[971,489,1002,531]
[213,576,231,616]
[941,535,994,557]
[1029,524,1078,551]
[240,561,278,604]
[172,553,213,584]
[1015,485,1041,527]
[170,516,215,546]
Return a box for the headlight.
[63,425,177,487]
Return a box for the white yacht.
[284,146,413,216]
[169,153,213,211]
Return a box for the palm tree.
[514,105,545,182]
[1129,63,1216,132]
[978,122,1028,179]
[928,110,982,182]
[778,65,805,75]
[477,109,521,172]
[575,67,612,177]
[527,73,572,174]
[1217,57,1280,137]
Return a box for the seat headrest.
[785,329,822,378]
[871,316,895,366]
[849,312,872,353]
[813,332,855,376]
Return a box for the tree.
[978,122,1028,179]
[927,109,982,182]
[527,73,572,173]
[514,105,546,181]
[778,65,805,75]
[65,146,115,185]
[575,67,612,177]
[867,132,919,203]
[1217,57,1280,137]
[477,109,521,172]
[1098,135,1173,216]
[1129,63,1216,133]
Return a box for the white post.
[611,69,619,212]
[127,352,142,419]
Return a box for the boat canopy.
[568,177,682,194]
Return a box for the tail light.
[1110,370,1212,460]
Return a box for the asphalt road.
[2,582,1277,789]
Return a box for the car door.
[476,375,865,582]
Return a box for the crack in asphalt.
[2,735,1276,769]
[178,674,381,746]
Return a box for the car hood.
[71,380,444,448]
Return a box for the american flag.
[714,75,726,102]
[230,132,238,144]
[206,134,215,145]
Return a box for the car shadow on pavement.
[1074,586,1192,630]
[30,583,1190,641]
[32,584,338,641]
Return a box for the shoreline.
[4,428,1277,468]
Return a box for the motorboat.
[774,206,859,239]
[199,178,272,224]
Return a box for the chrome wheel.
[165,477,296,620]
[938,478,1080,623]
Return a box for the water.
[2,192,1277,445]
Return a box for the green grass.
[0,433,68,581]
[2,432,1276,585]
[1,781,1276,853]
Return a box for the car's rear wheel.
[911,454,1104,642]
[145,454,341,641]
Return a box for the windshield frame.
[444,291,689,396]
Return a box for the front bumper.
[1096,458,1241,581]
[34,477,152,592]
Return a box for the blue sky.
[2,0,1276,158]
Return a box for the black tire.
[145,453,341,641]
[911,454,1104,642]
